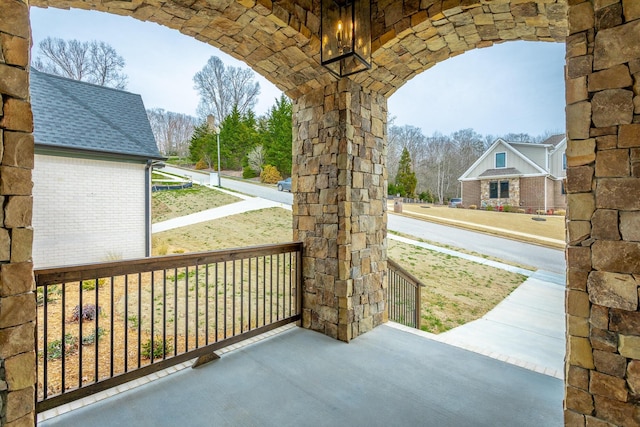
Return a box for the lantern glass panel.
[321,0,371,78]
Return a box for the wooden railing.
[35,242,302,412]
[387,259,425,329]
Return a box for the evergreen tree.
[219,106,246,170]
[263,95,293,176]
[395,147,417,197]
[188,123,217,169]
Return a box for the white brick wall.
[33,154,148,268]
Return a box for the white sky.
[30,7,566,137]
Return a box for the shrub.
[517,209,526,214]
[195,159,208,170]
[260,165,283,184]
[503,205,512,213]
[81,278,106,291]
[70,303,101,322]
[468,205,477,210]
[243,165,259,179]
[82,327,106,346]
[418,190,434,203]
[46,334,78,360]
[555,209,566,216]
[141,337,173,359]
[36,285,61,306]
[486,205,494,211]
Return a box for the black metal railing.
[35,242,302,412]
[387,259,424,329]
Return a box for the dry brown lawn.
[394,203,565,248]
[152,185,241,223]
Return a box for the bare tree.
[33,37,128,89]
[387,125,427,182]
[247,145,266,173]
[193,56,260,124]
[147,108,197,157]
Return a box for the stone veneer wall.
[479,177,520,208]
[0,1,36,426]
[292,80,388,342]
[565,1,640,425]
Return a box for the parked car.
[277,177,292,192]
[448,198,462,208]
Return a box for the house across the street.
[30,68,164,268]
[458,134,566,213]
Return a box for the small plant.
[141,337,173,359]
[486,205,494,211]
[46,334,78,360]
[82,327,106,346]
[502,205,512,213]
[468,205,477,210]
[128,315,139,329]
[70,303,101,322]
[555,209,566,216]
[36,285,61,306]
[517,208,526,214]
[81,278,106,291]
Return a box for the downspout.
[145,159,152,257]
[544,174,548,213]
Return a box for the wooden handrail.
[387,258,426,289]
[35,241,304,286]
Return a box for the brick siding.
[32,154,147,267]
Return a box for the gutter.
[145,159,152,257]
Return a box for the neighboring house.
[458,134,566,213]
[30,68,164,268]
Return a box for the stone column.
[292,80,388,342]
[0,1,36,426]
[565,1,640,425]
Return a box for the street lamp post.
[207,114,222,188]
[216,130,221,188]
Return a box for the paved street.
[388,214,565,273]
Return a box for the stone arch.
[29,1,569,97]
[2,1,640,426]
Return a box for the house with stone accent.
[30,68,164,268]
[458,134,566,213]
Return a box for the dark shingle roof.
[30,68,163,160]
[479,167,522,177]
[540,134,565,147]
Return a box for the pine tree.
[263,94,293,176]
[395,147,417,198]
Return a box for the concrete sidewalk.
[392,270,566,379]
[152,196,291,233]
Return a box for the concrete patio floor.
[39,323,563,427]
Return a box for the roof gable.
[459,138,547,180]
[30,68,162,160]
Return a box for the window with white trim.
[495,152,506,168]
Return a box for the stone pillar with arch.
[292,80,388,342]
[0,0,37,425]
[565,1,640,425]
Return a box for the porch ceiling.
[29,0,567,98]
